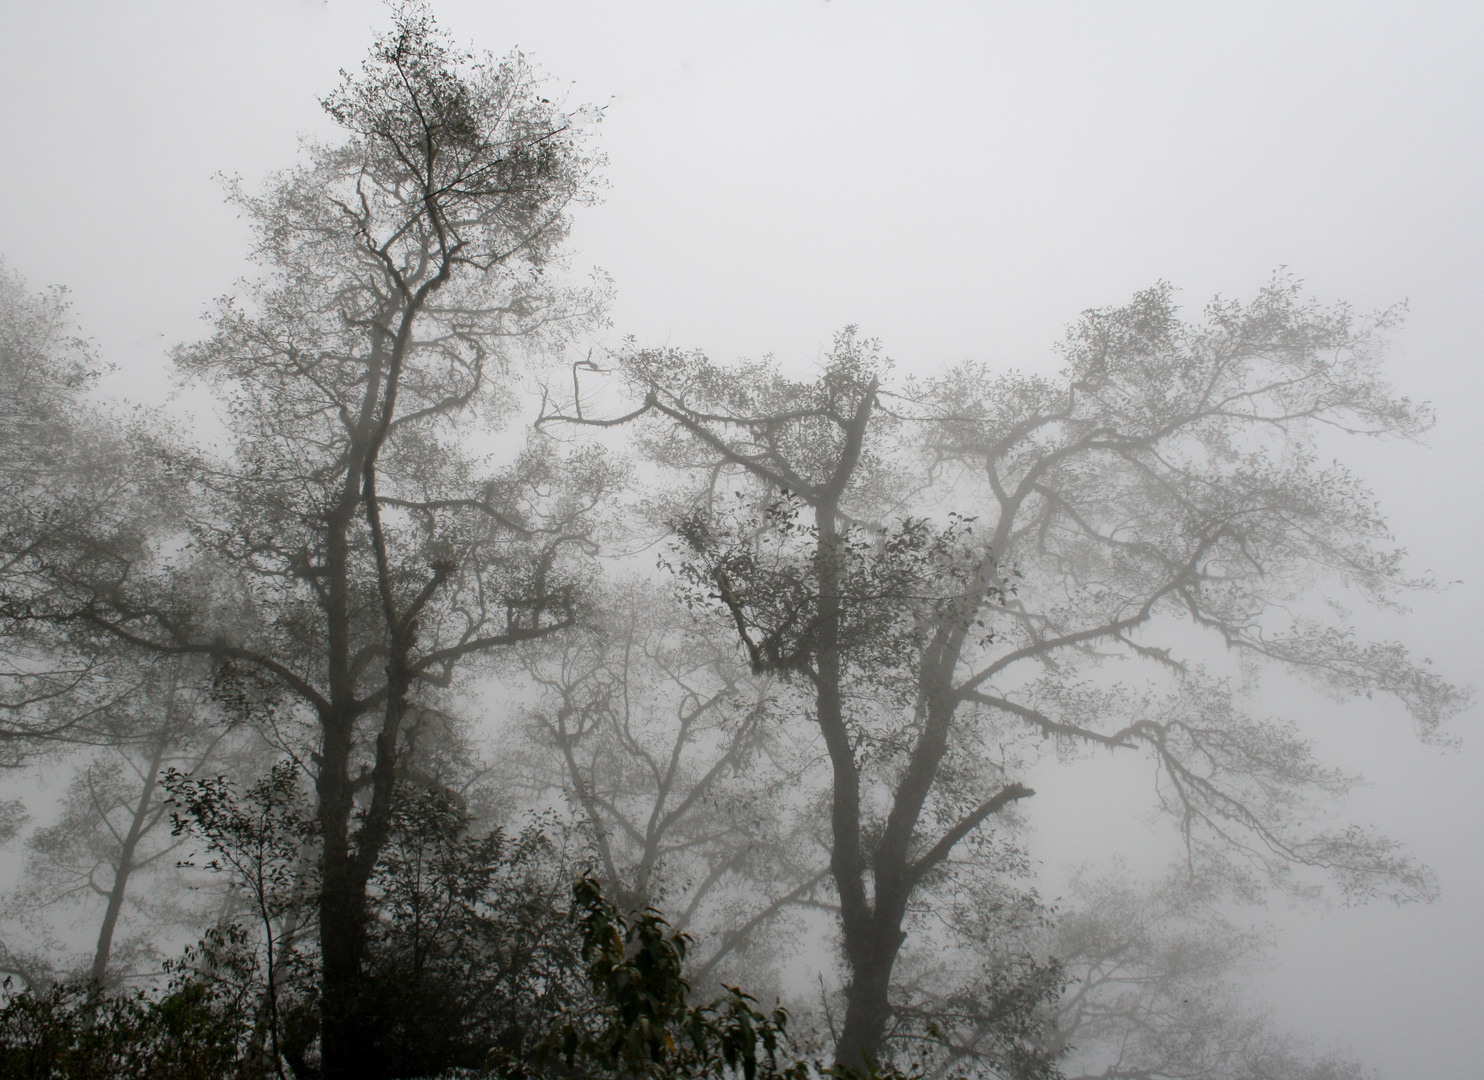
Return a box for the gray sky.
[2,1,1480,1074]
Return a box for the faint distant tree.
[519,582,827,991]
[0,263,146,761]
[1,660,259,992]
[920,863,1374,1080]
[0,260,94,567]
[1046,867,1374,1080]
[543,279,1465,1070]
[0,9,614,1077]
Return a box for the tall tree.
[544,282,1464,1070]
[3,9,614,1076]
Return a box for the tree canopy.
[0,6,1464,1080]
[542,280,1463,1067]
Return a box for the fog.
[1,2,1479,1076]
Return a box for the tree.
[164,758,597,1079]
[542,280,1464,1070]
[357,792,590,1077]
[1,660,253,993]
[857,838,1064,1080]
[0,261,95,591]
[1037,866,1375,1080]
[885,860,1378,1080]
[0,969,261,1080]
[519,582,827,992]
[2,8,615,1076]
[165,760,321,1077]
[0,263,145,762]
[520,875,816,1080]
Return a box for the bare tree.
[519,582,827,991]
[1,10,614,1076]
[1,660,258,992]
[921,862,1374,1080]
[1048,867,1373,1080]
[543,279,1464,1070]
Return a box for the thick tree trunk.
[812,500,903,1071]
[810,464,1026,1069]
[316,494,379,1080]
[316,310,422,1080]
[834,899,910,1071]
[317,684,416,1079]
[316,527,417,1078]
[835,952,900,1070]
[317,872,372,1078]
[317,703,375,1080]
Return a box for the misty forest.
[0,5,1475,1080]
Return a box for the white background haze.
[0,1,1479,1075]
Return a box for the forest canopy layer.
[0,7,1462,1080]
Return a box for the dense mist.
[0,3,1478,1079]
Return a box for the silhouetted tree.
[544,279,1463,1069]
[0,8,615,1076]
[164,758,595,1079]
[520,875,816,1080]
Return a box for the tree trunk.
[317,702,375,1079]
[89,738,168,990]
[835,944,902,1070]
[834,800,928,1069]
[315,489,380,1080]
[812,500,900,1070]
[317,868,372,1079]
[815,483,1021,1068]
[316,588,417,1078]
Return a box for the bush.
[0,975,260,1080]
